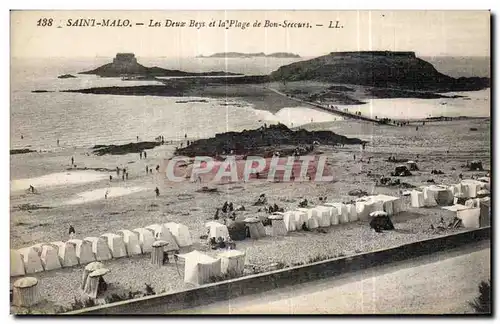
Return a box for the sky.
[10,10,490,58]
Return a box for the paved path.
[266,87,386,124]
[172,240,490,314]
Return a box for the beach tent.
[411,190,425,208]
[10,250,25,277]
[101,233,127,259]
[282,211,298,232]
[373,194,404,215]
[268,214,288,236]
[243,217,265,239]
[461,179,486,198]
[67,239,95,265]
[314,206,332,227]
[407,161,419,171]
[145,224,179,252]
[425,186,454,206]
[422,187,438,207]
[164,222,193,247]
[18,247,44,274]
[480,200,491,227]
[51,241,79,267]
[292,210,308,229]
[205,222,230,240]
[325,203,349,223]
[84,237,112,261]
[177,250,222,285]
[297,208,319,230]
[40,244,62,271]
[321,205,338,225]
[345,204,358,222]
[226,220,247,241]
[355,199,371,221]
[133,228,155,253]
[219,250,246,277]
[117,230,142,256]
[457,208,481,228]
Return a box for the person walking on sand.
[105,189,109,200]
[354,154,356,161]
[116,166,120,176]
[71,156,74,166]
[140,152,142,159]
[155,187,160,197]
[144,151,147,159]
[137,136,139,142]
[146,166,149,174]
[109,175,112,182]
[69,225,76,239]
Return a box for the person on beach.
[123,168,126,175]
[156,165,160,172]
[122,173,125,181]
[116,167,120,176]
[416,126,419,131]
[144,152,147,159]
[146,166,149,174]
[71,157,74,166]
[105,190,109,199]
[184,133,187,139]
[150,169,153,174]
[57,139,60,146]
[140,152,142,159]
[125,172,129,180]
[137,136,139,141]
[29,185,35,193]
[69,225,76,238]
[354,154,356,161]
[109,175,112,182]
[155,187,160,197]
[21,135,23,139]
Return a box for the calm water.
[11,56,490,150]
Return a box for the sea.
[10,56,490,151]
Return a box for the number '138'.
[37,18,53,26]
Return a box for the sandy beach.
[9,117,490,313]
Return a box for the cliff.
[80,53,242,77]
[198,52,301,58]
[269,51,490,92]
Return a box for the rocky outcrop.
[80,53,242,77]
[270,51,490,92]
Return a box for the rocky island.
[79,53,242,77]
[197,52,301,58]
[269,51,490,92]
[55,51,490,111]
[57,74,77,79]
[175,123,366,157]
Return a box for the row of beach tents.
[206,194,405,240]
[410,178,490,228]
[10,222,193,277]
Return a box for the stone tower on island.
[112,53,138,66]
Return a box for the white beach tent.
[292,210,308,229]
[51,241,79,267]
[117,230,142,256]
[268,213,288,236]
[145,224,180,252]
[164,222,193,247]
[133,228,155,253]
[10,250,25,277]
[422,186,438,207]
[411,190,425,208]
[218,250,246,276]
[177,250,222,285]
[39,244,62,271]
[461,179,486,198]
[325,203,349,223]
[282,211,298,232]
[101,233,127,259]
[322,205,339,225]
[373,194,404,215]
[67,239,95,265]
[18,247,44,274]
[84,237,112,261]
[457,207,481,228]
[314,206,332,227]
[205,222,230,240]
[345,204,358,222]
[297,208,319,229]
[425,186,454,206]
